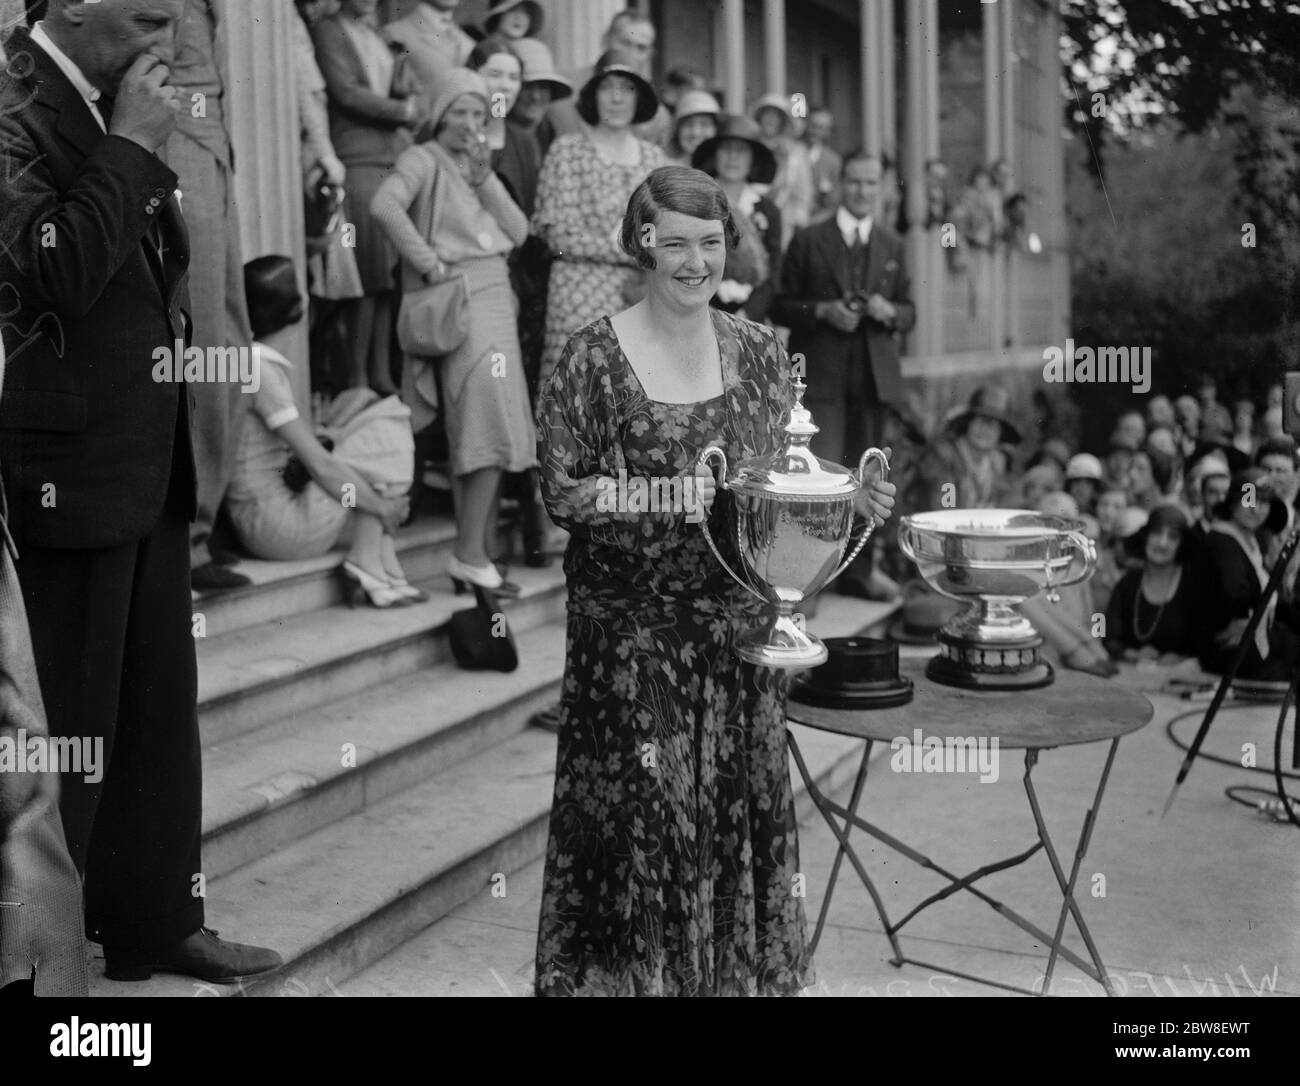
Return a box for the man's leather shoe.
[104,927,283,984]
[191,561,252,592]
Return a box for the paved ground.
[342,659,1298,998]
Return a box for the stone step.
[88,722,868,997]
[200,621,566,880]
[192,513,562,639]
[196,563,568,746]
[191,519,456,639]
[87,594,898,997]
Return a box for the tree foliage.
[1062,0,1300,425]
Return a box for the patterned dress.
[532,130,666,385]
[533,310,812,996]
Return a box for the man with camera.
[773,151,915,597]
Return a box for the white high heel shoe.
[341,561,412,608]
[446,554,505,591]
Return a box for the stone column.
[763,0,786,98]
[543,0,624,73]
[903,0,941,361]
[860,0,880,155]
[722,0,746,116]
[223,0,309,406]
[879,0,896,154]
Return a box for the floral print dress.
[533,310,812,996]
[532,131,666,385]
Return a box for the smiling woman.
[531,166,898,996]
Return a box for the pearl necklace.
[1132,566,1181,645]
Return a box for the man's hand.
[865,293,895,324]
[816,299,861,334]
[108,53,181,153]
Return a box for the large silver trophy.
[697,378,889,669]
[898,509,1096,689]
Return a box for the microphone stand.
[1161,520,1300,818]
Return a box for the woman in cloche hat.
[909,385,1019,513]
[667,88,722,167]
[691,115,782,322]
[750,92,815,245]
[371,68,538,597]
[532,48,666,386]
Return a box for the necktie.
[93,93,113,133]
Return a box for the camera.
[844,290,871,315]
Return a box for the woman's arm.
[370,147,443,279]
[536,335,702,538]
[531,138,623,263]
[276,416,407,526]
[476,173,528,247]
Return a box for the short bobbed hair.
[619,166,741,271]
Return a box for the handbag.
[396,146,471,357]
[397,273,470,356]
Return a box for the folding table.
[786,658,1152,996]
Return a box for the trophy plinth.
[698,377,889,671]
[899,509,1096,690]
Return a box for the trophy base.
[736,614,828,670]
[925,631,1055,691]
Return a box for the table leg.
[787,729,901,962]
[1023,739,1120,996]
[808,739,872,955]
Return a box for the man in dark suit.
[773,150,916,596]
[0,0,278,983]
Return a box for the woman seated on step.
[225,255,424,609]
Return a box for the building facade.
[1,0,1070,436]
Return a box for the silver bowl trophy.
[898,509,1097,689]
[697,377,889,670]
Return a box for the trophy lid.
[729,377,860,499]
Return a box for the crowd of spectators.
[900,378,1300,683]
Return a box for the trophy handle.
[1043,529,1096,603]
[696,445,768,604]
[824,447,892,587]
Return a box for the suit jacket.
[771,216,915,406]
[0,26,196,550]
[313,15,413,166]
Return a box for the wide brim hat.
[944,385,1022,445]
[577,50,659,126]
[427,67,490,137]
[692,114,778,185]
[484,0,543,35]
[1212,468,1289,533]
[1123,502,1197,562]
[509,37,573,100]
[750,92,794,135]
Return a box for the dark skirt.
[343,162,397,295]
